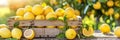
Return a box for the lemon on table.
[24,5,32,12]
[0,28,11,38]
[107,0,114,7]
[16,8,25,16]
[12,28,22,39]
[99,24,110,34]
[0,24,8,28]
[65,29,77,39]
[23,12,35,20]
[32,4,44,15]
[114,13,119,20]
[46,12,57,20]
[107,8,114,16]
[24,29,35,39]
[114,27,120,37]
[74,10,80,16]
[82,26,94,37]
[44,6,54,15]
[46,26,56,28]
[55,8,64,17]
[93,2,101,10]
[35,15,45,20]
[14,16,24,20]
[64,7,75,18]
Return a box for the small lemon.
[93,2,101,10]
[75,10,80,16]
[65,29,77,39]
[0,24,8,28]
[114,13,119,20]
[44,6,54,15]
[14,16,24,20]
[64,7,75,18]
[32,4,44,15]
[35,15,45,20]
[12,28,22,39]
[99,24,110,34]
[46,12,57,20]
[107,0,114,7]
[16,8,25,16]
[114,27,120,37]
[24,29,35,39]
[55,8,64,17]
[46,26,56,28]
[24,5,32,12]
[23,12,35,20]
[115,1,120,7]
[82,26,94,37]
[41,2,47,7]
[0,28,11,38]
[107,8,114,16]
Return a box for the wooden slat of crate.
[33,20,82,26]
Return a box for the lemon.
[82,26,94,37]
[14,16,24,20]
[0,28,11,38]
[99,24,110,34]
[16,8,25,16]
[115,1,120,7]
[107,0,114,7]
[65,29,77,39]
[0,24,8,28]
[68,14,77,20]
[75,10,80,16]
[35,15,45,20]
[24,5,32,12]
[41,2,47,7]
[23,12,35,20]
[46,26,56,28]
[64,7,75,18]
[58,17,64,21]
[32,4,44,15]
[46,12,57,20]
[12,28,22,39]
[57,26,64,29]
[93,2,101,10]
[24,29,35,39]
[107,8,114,16]
[114,13,119,20]
[55,8,64,17]
[114,27,120,37]
[44,6,54,15]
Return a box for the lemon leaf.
[56,33,65,39]
[48,17,57,21]
[14,21,19,28]
[6,38,17,40]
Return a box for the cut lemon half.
[24,29,35,39]
[82,27,94,37]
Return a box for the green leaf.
[6,38,17,40]
[56,33,65,39]
[14,21,19,28]
[99,0,107,3]
[48,17,57,21]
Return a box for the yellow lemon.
[14,16,24,20]
[46,26,56,28]
[32,4,44,15]
[44,6,54,15]
[0,24,8,28]
[46,12,57,20]
[16,8,25,16]
[35,15,45,20]
[64,7,75,18]
[0,28,11,38]
[24,5,32,12]
[24,29,35,39]
[107,0,114,7]
[55,8,64,17]
[65,29,77,39]
[12,28,22,39]
[114,13,119,20]
[115,1,120,7]
[107,8,114,16]
[99,24,110,34]
[23,12,35,20]
[93,2,101,10]
[75,10,80,16]
[41,2,47,7]
[82,26,94,37]
[114,27,120,37]
[58,17,64,21]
